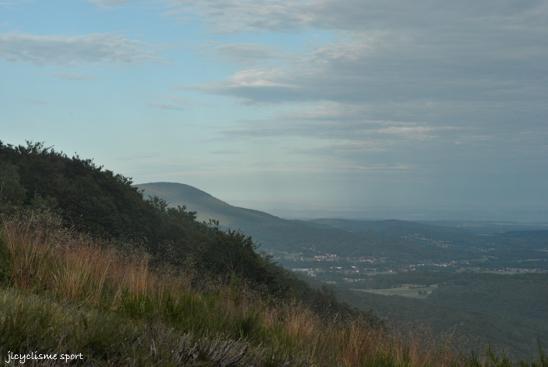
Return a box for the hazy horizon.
[136,181,548,223]
[2,0,547,222]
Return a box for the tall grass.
[0,211,545,366]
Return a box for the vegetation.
[0,140,546,366]
[0,141,363,318]
[0,211,453,366]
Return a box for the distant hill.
[135,182,279,226]
[136,182,365,257]
[137,182,480,261]
[310,218,488,249]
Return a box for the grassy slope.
[2,214,547,366]
[0,212,466,367]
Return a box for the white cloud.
[0,33,155,65]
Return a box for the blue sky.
[1,0,547,221]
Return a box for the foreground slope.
[2,212,546,366]
[0,213,422,366]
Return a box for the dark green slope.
[0,142,273,285]
[0,141,363,317]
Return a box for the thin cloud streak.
[87,0,128,8]
[53,72,95,81]
[0,33,155,65]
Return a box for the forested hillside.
[0,141,360,317]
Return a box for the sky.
[1,0,547,221]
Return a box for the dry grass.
[0,211,513,367]
[1,212,191,309]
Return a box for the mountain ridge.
[136,182,484,262]
[136,182,281,226]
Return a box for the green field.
[352,284,439,299]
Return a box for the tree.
[0,162,25,211]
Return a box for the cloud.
[181,0,548,118]
[170,0,548,33]
[53,72,95,81]
[213,43,280,64]
[376,126,435,140]
[148,96,188,111]
[223,114,455,143]
[167,0,314,32]
[88,0,128,7]
[201,30,548,106]
[170,0,548,151]
[0,0,28,8]
[172,0,548,198]
[0,33,155,65]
